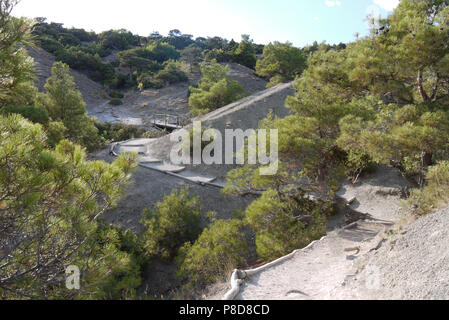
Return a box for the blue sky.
[14,0,400,47]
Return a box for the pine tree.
[0,0,36,107]
[39,62,103,150]
[256,41,306,88]
[0,114,137,299]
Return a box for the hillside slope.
[94,81,295,232]
[29,46,268,128]
[28,46,109,109]
[331,206,449,300]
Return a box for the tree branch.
[417,69,430,102]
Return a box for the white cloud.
[325,0,342,7]
[313,17,320,21]
[373,0,400,11]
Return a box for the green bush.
[141,188,203,260]
[245,189,327,261]
[155,60,188,84]
[1,105,49,125]
[98,29,140,51]
[46,121,67,147]
[189,62,246,115]
[256,41,306,88]
[109,98,123,106]
[344,149,376,183]
[110,74,136,90]
[95,122,153,142]
[109,91,125,99]
[137,73,164,90]
[205,48,232,63]
[177,219,248,289]
[145,42,180,63]
[408,161,449,215]
[86,224,145,300]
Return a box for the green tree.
[0,0,36,107]
[177,219,248,289]
[232,34,257,69]
[181,44,203,72]
[334,0,449,185]
[256,41,306,87]
[141,188,203,260]
[145,42,180,63]
[245,189,326,261]
[0,114,138,299]
[189,62,246,115]
[155,60,188,84]
[38,62,103,150]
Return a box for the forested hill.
[31,19,346,91]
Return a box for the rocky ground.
[332,206,449,300]
[208,166,449,300]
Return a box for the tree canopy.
[256,41,307,87]
[189,62,246,115]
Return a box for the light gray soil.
[28,46,108,109]
[141,81,295,179]
[332,206,449,300]
[212,166,414,300]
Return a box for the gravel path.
[332,206,449,300]
[233,167,412,300]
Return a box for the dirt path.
[219,166,412,300]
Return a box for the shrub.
[95,122,153,142]
[189,62,246,115]
[344,149,376,183]
[109,91,125,99]
[110,74,136,90]
[256,41,306,88]
[205,48,232,63]
[46,121,67,147]
[177,219,248,289]
[145,42,180,63]
[86,224,145,300]
[137,73,164,90]
[245,189,327,261]
[407,161,449,215]
[109,98,123,106]
[1,105,49,125]
[189,78,246,115]
[141,188,203,260]
[155,60,188,84]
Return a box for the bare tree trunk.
[417,69,430,102]
[419,151,433,188]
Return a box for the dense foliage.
[177,219,248,289]
[256,41,307,87]
[0,114,139,299]
[189,62,246,115]
[141,188,203,260]
[37,62,103,151]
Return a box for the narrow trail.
[216,166,412,300]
